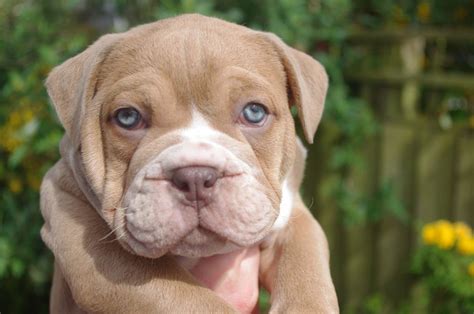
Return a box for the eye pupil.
[115,108,141,129]
[243,103,267,124]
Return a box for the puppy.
[40,14,338,313]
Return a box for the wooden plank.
[453,133,474,225]
[344,224,374,312]
[314,193,346,310]
[344,135,378,312]
[377,84,403,120]
[303,125,346,309]
[399,37,425,119]
[415,125,456,222]
[375,122,416,302]
[346,72,474,91]
[346,28,474,42]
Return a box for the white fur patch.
[272,180,293,230]
[173,108,257,176]
[180,109,222,141]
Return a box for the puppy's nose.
[171,166,218,201]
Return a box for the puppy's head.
[46,14,327,258]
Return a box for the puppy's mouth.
[125,216,261,256]
[118,172,276,256]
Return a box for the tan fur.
[41,14,338,313]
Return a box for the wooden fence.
[304,29,474,312]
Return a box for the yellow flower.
[8,178,23,193]
[422,223,437,245]
[422,220,457,250]
[422,220,474,252]
[436,220,456,249]
[437,228,456,249]
[468,262,474,277]
[0,107,39,151]
[458,236,474,255]
[417,2,431,22]
[453,222,472,240]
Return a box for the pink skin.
[189,246,261,314]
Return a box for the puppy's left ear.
[258,33,328,144]
[45,33,123,202]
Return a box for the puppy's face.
[98,28,295,258]
[46,15,327,259]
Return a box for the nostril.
[171,169,193,192]
[204,173,217,188]
[173,178,190,192]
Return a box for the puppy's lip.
[123,223,236,258]
[143,171,245,181]
[180,199,210,210]
[196,225,237,244]
[119,228,167,258]
[121,225,179,258]
[142,176,168,181]
[170,227,243,258]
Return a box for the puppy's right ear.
[45,34,122,142]
[256,32,328,144]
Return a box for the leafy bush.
[411,220,474,313]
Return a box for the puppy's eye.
[114,107,143,129]
[240,102,268,126]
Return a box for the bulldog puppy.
[40,14,338,313]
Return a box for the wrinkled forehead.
[97,27,286,103]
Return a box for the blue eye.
[242,103,267,124]
[115,107,142,129]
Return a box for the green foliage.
[415,221,474,313]
[359,292,389,314]
[0,1,91,312]
[353,0,474,27]
[355,250,474,314]
[411,244,474,313]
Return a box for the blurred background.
[0,0,473,313]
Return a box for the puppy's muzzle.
[116,140,278,258]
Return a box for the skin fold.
[40,14,339,313]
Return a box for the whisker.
[287,197,315,222]
[98,223,124,243]
[109,230,127,243]
[307,197,315,211]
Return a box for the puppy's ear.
[46,34,123,203]
[46,34,121,141]
[259,33,328,144]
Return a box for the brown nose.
[171,166,219,202]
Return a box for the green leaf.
[7,145,28,168]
